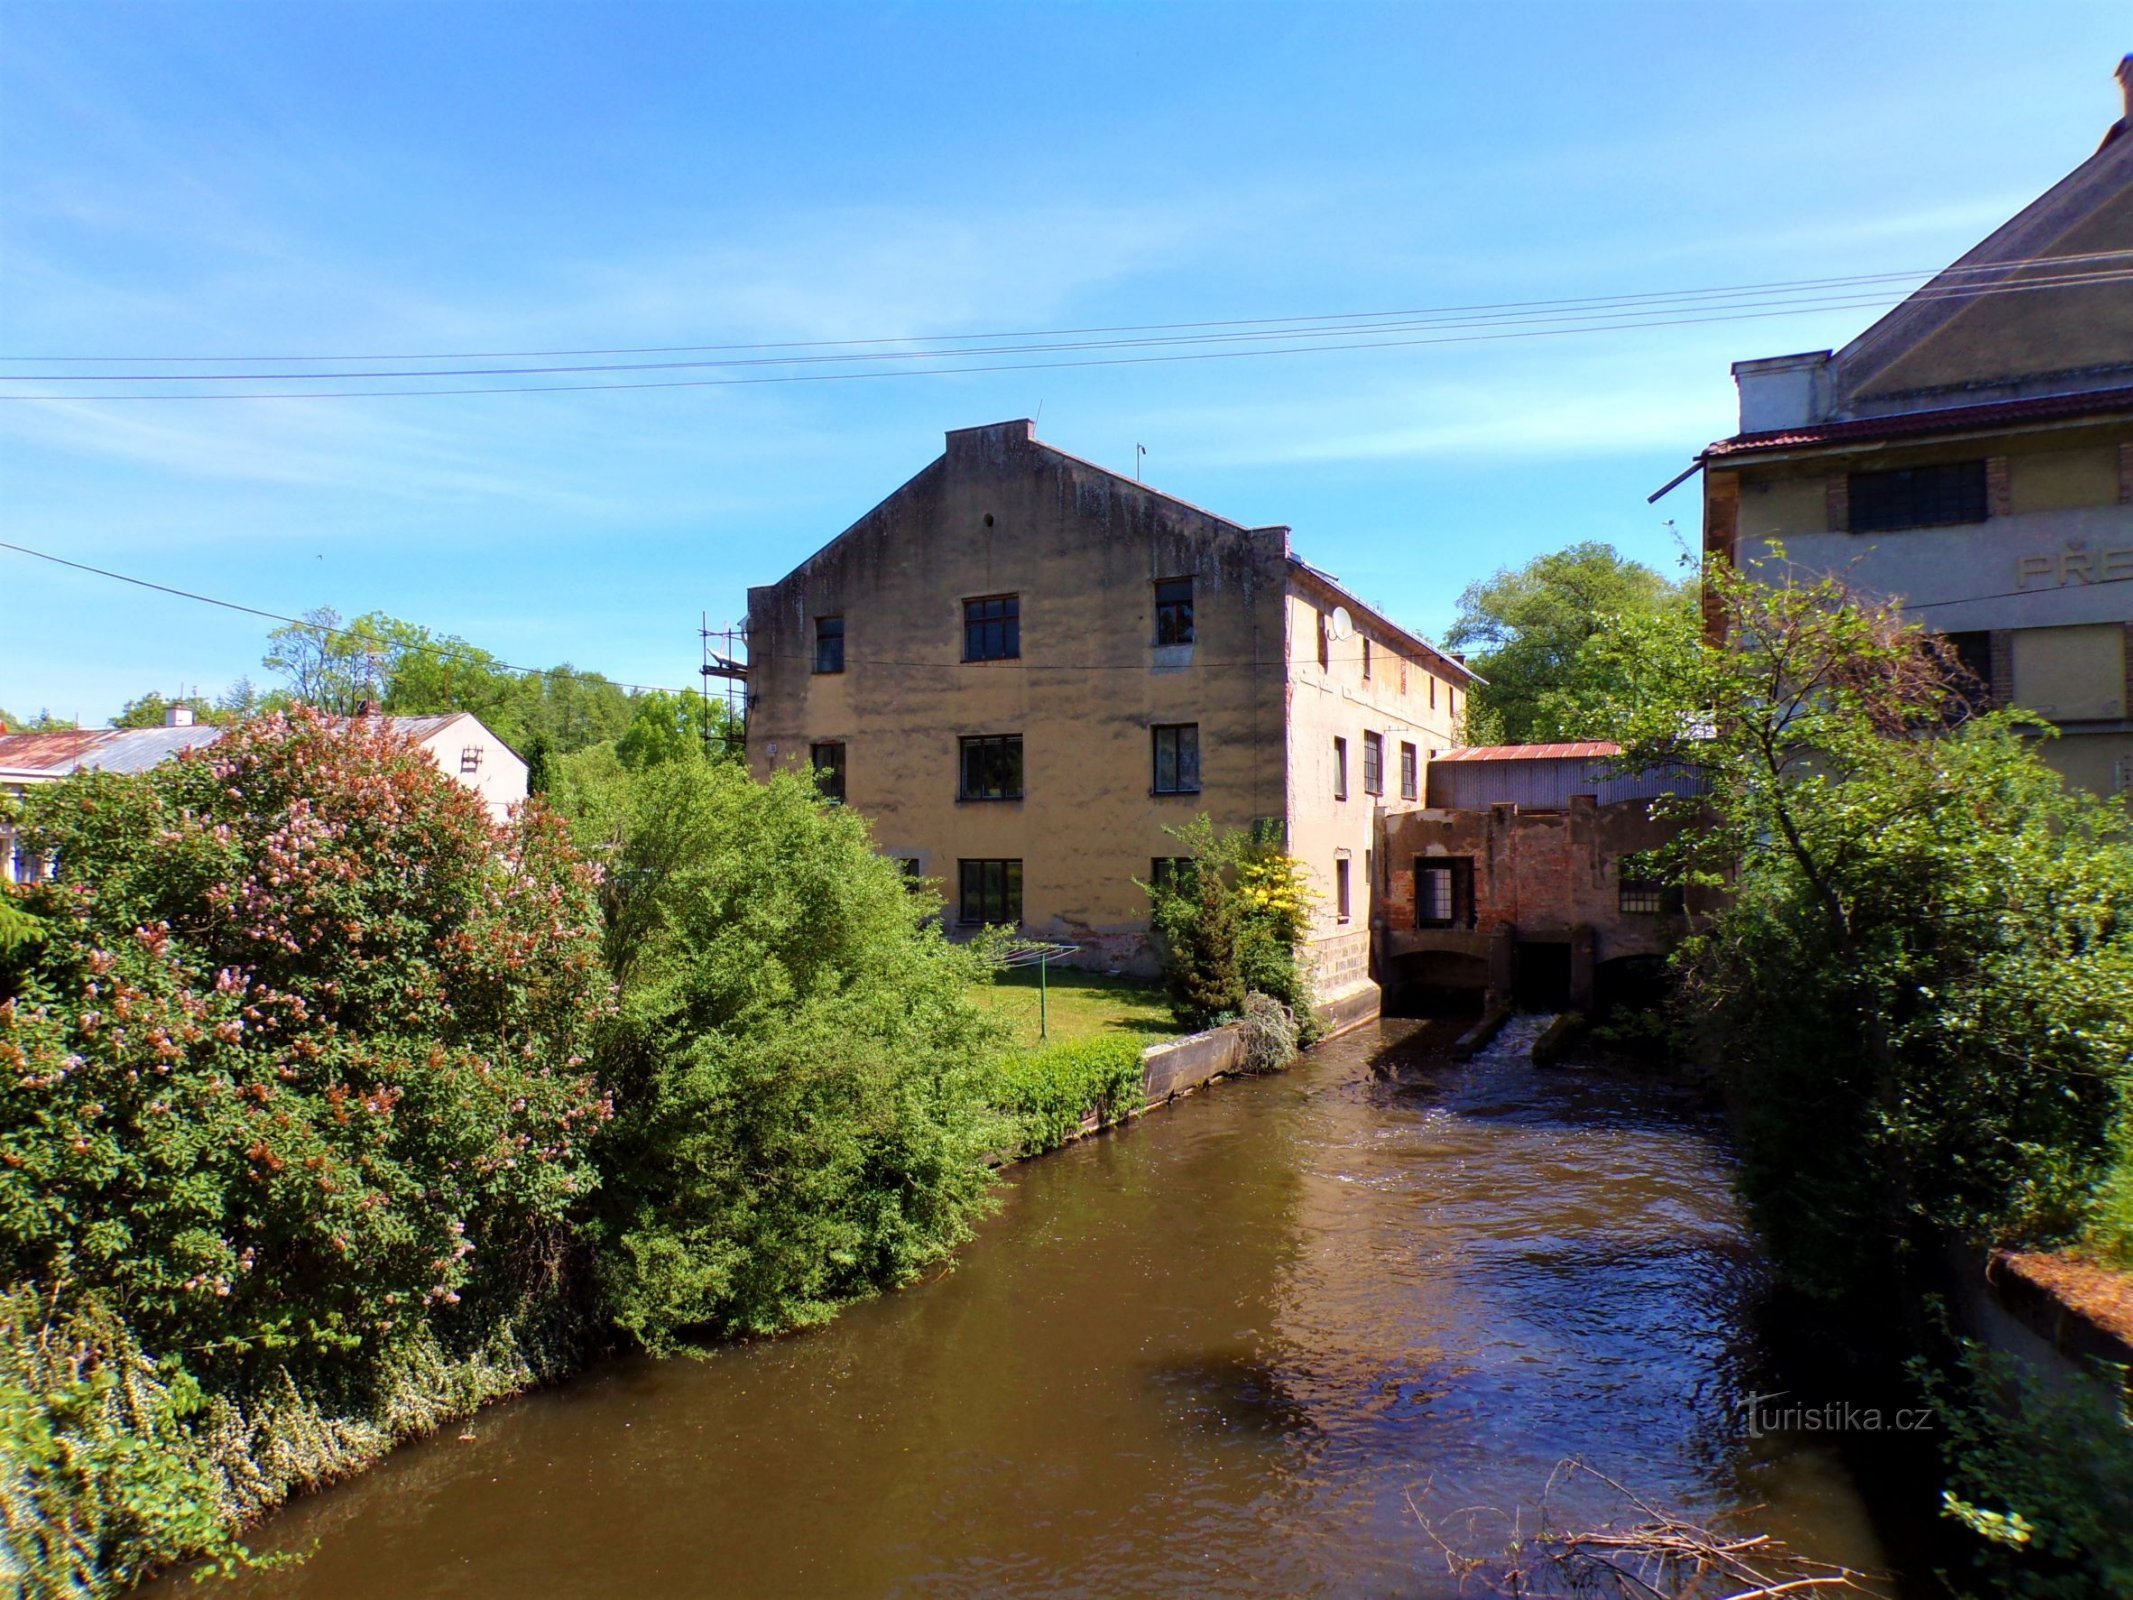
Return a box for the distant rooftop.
[1431,741,1622,763]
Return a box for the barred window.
[1363,731,1384,796]
[814,615,845,674]
[810,741,846,803]
[1848,460,1987,532]
[963,595,1020,661]
[1151,723,1200,794]
[1155,577,1194,646]
[958,734,1024,801]
[959,859,1022,925]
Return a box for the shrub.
[1146,818,1318,1037]
[987,1037,1148,1155]
[0,709,613,1383]
[579,758,1007,1350]
[1236,992,1299,1074]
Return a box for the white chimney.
[2118,55,2133,125]
[164,704,195,727]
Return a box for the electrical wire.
[0,538,688,694]
[8,252,2133,400]
[11,247,2131,365]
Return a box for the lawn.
[967,965,1181,1050]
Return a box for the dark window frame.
[813,615,845,674]
[1154,576,1195,647]
[962,594,1021,661]
[1150,722,1201,794]
[1416,856,1475,929]
[1335,856,1352,923]
[1362,637,1373,680]
[1333,735,1348,801]
[1618,876,1685,916]
[809,740,846,803]
[1399,741,1419,800]
[1150,856,1196,894]
[957,733,1024,801]
[1848,459,1988,533]
[1362,731,1384,796]
[958,858,1023,926]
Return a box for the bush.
[579,758,1007,1350]
[1,710,612,1384]
[987,1037,1148,1155]
[1236,992,1298,1074]
[1147,818,1318,1037]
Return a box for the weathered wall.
[1725,425,2133,802]
[1280,573,1464,1000]
[745,421,1291,970]
[1378,797,1698,1004]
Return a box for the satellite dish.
[1329,606,1355,641]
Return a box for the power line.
[11,247,2130,365]
[0,538,686,695]
[8,278,2126,402]
[14,265,2133,385]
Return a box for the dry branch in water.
[1409,1460,1885,1599]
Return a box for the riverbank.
[140,1015,1896,1600]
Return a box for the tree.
[260,606,391,714]
[109,692,226,729]
[1585,562,2133,1301]
[1146,817,1317,1034]
[615,689,735,771]
[580,758,1003,1348]
[1444,541,1696,744]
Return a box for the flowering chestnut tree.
[0,710,612,1378]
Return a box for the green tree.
[1585,562,2133,1300]
[1444,541,1696,744]
[260,606,392,714]
[579,758,1004,1349]
[614,689,734,771]
[1145,817,1316,1034]
[109,692,226,729]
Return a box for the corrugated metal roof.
[1431,741,1623,763]
[381,713,467,739]
[0,725,224,777]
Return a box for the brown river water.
[168,1018,1901,1599]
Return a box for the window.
[958,734,1024,800]
[814,615,845,674]
[1416,857,1473,929]
[1155,577,1194,646]
[1400,742,1419,800]
[1317,610,1330,669]
[1362,638,1373,680]
[1430,676,1437,711]
[963,595,1020,661]
[959,859,1022,925]
[459,746,482,774]
[1150,856,1195,893]
[1944,630,1994,701]
[1848,460,1987,532]
[1618,875,1684,915]
[810,741,846,803]
[1332,736,1348,801]
[1151,723,1201,794]
[895,857,922,881]
[1362,732,1384,796]
[1335,857,1351,922]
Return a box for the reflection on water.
[153,1017,1899,1599]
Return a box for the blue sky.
[2,1,2126,724]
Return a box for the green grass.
[967,966,1180,1050]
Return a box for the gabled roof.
[0,725,224,780]
[1284,558,1480,685]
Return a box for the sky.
[1,0,2127,725]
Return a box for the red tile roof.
[1432,741,1621,762]
[1705,384,2133,459]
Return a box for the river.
[174,1017,1900,1598]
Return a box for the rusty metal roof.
[1704,384,2133,459]
[1431,741,1623,763]
[0,725,225,778]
